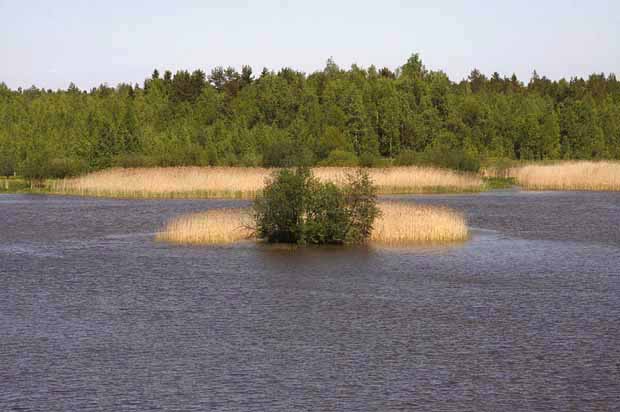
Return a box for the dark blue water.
[1,191,619,411]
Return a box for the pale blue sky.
[1,0,619,89]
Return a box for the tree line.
[1,54,619,179]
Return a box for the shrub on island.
[252,167,380,245]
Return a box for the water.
[1,191,619,411]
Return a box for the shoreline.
[43,166,486,199]
[3,184,499,199]
[4,160,620,198]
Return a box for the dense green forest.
[1,54,619,179]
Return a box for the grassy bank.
[482,177,516,190]
[0,177,30,193]
[14,161,620,198]
[507,161,620,191]
[49,166,484,199]
[156,202,469,246]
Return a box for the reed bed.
[50,166,483,199]
[157,202,468,245]
[371,202,469,244]
[313,167,482,194]
[156,208,254,244]
[51,167,266,199]
[509,161,620,191]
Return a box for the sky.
[1,0,619,90]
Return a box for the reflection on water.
[1,192,619,411]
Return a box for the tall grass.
[371,202,468,244]
[156,208,254,244]
[313,167,482,194]
[156,202,468,245]
[509,161,620,191]
[50,166,483,199]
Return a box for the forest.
[1,54,619,179]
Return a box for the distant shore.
[45,166,485,199]
[3,160,620,199]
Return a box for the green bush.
[238,151,262,167]
[359,153,392,168]
[0,155,15,177]
[46,158,89,178]
[340,169,381,241]
[112,153,159,168]
[303,180,350,244]
[254,168,308,243]
[394,149,419,166]
[253,167,379,244]
[394,147,480,172]
[262,140,314,167]
[482,157,514,177]
[20,155,88,181]
[318,150,359,167]
[422,143,480,172]
[456,152,481,172]
[316,126,351,159]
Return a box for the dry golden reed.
[156,208,254,244]
[509,161,620,191]
[51,166,483,199]
[371,202,468,244]
[157,202,468,245]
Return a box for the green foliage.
[318,150,359,167]
[303,180,350,244]
[394,146,480,172]
[0,138,16,177]
[20,154,87,180]
[253,168,379,244]
[482,157,515,178]
[484,177,516,189]
[1,54,619,178]
[0,155,14,177]
[46,158,88,178]
[394,149,418,166]
[112,153,159,168]
[262,138,313,167]
[0,177,29,192]
[253,168,308,243]
[316,126,350,159]
[359,153,392,168]
[340,169,381,241]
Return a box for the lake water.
[1,191,619,411]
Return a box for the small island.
[156,168,469,246]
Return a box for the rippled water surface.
[1,191,620,411]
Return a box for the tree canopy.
[1,54,619,179]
